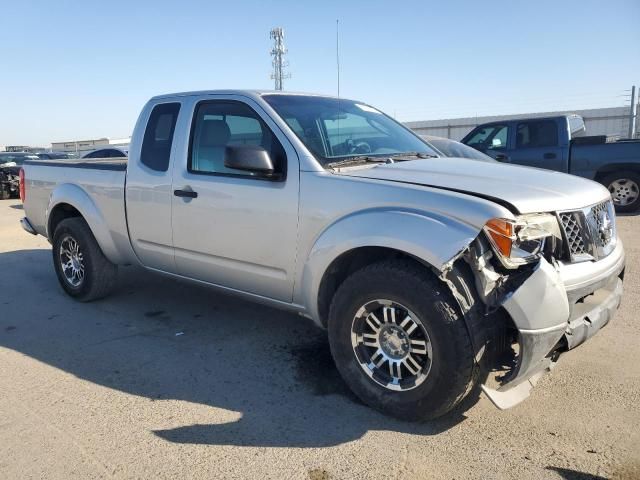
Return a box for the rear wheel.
[601,171,640,213]
[52,217,117,301]
[328,259,476,421]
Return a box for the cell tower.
[270,27,291,91]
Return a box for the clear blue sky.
[1,0,639,146]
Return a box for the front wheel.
[328,260,476,421]
[52,217,117,301]
[601,171,640,213]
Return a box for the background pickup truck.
[461,115,640,212]
[20,91,625,420]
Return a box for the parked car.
[19,91,624,420]
[461,115,640,212]
[0,168,19,199]
[423,135,495,161]
[82,147,128,159]
[36,152,79,160]
[0,152,40,168]
[0,152,37,199]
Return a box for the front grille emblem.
[558,200,616,263]
[597,208,613,244]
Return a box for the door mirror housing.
[224,145,275,175]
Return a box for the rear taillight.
[19,168,25,202]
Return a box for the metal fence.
[404,106,639,141]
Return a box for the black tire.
[52,217,117,301]
[600,171,640,213]
[0,185,10,200]
[328,259,476,421]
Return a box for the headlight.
[484,214,561,268]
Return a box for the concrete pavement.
[1,199,638,479]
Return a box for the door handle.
[174,189,198,198]
[494,153,508,161]
[543,152,557,160]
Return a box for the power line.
[270,27,291,91]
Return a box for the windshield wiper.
[326,152,437,169]
[387,151,438,160]
[325,156,390,169]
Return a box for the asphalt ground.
[1,198,638,479]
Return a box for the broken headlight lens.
[484,214,561,268]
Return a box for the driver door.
[170,97,300,302]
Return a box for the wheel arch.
[594,163,640,181]
[296,209,482,327]
[316,246,437,328]
[46,184,123,264]
[48,202,82,238]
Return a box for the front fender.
[46,183,124,264]
[297,208,483,324]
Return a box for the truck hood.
[335,158,610,214]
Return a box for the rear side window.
[141,102,181,172]
[516,121,558,148]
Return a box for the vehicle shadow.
[545,466,606,480]
[0,249,478,449]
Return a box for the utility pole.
[628,85,637,139]
[270,27,291,91]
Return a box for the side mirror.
[224,145,275,175]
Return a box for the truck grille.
[558,200,616,262]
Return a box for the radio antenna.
[336,19,340,97]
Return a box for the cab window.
[516,121,558,148]
[189,101,286,179]
[140,102,181,172]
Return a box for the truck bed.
[22,157,133,264]
[25,157,127,171]
[569,139,640,179]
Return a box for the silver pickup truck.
[20,91,625,421]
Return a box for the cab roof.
[150,90,342,101]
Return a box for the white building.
[50,137,131,155]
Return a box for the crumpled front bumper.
[481,241,625,409]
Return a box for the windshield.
[426,137,495,162]
[263,94,438,166]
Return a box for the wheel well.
[594,164,640,182]
[48,203,82,239]
[316,246,434,327]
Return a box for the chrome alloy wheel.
[351,300,433,391]
[59,235,85,287]
[608,178,639,207]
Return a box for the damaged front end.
[440,209,624,410]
